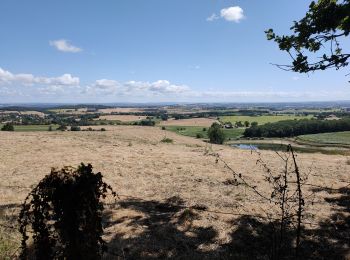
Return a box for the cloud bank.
[0,67,348,102]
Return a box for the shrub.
[139,119,155,126]
[202,128,207,131]
[1,123,14,131]
[57,125,67,131]
[161,126,166,130]
[196,133,204,139]
[70,126,81,131]
[100,128,106,131]
[18,164,116,259]
[161,137,173,143]
[208,122,226,144]
[48,125,53,131]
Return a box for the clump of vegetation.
[70,126,81,131]
[57,125,67,131]
[18,164,116,259]
[196,133,203,139]
[1,123,14,131]
[161,137,173,143]
[161,126,166,130]
[208,122,226,144]
[202,128,207,131]
[100,128,106,131]
[138,119,156,126]
[48,125,53,131]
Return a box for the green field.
[219,115,313,125]
[298,131,350,145]
[0,124,58,132]
[163,125,244,140]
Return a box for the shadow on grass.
[103,187,349,259]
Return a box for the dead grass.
[0,126,349,258]
[96,115,147,121]
[160,118,219,127]
[98,108,145,113]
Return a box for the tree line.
[244,118,350,138]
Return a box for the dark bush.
[139,119,155,126]
[18,164,116,259]
[196,133,204,139]
[1,123,14,131]
[57,125,67,131]
[161,126,166,130]
[70,126,81,131]
[161,137,173,143]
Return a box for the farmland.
[220,114,313,125]
[0,103,350,258]
[0,126,349,258]
[163,125,244,139]
[298,131,350,145]
[0,124,58,132]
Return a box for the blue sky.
[0,0,349,103]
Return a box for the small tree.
[1,123,14,131]
[208,122,226,144]
[251,121,258,127]
[235,121,244,128]
[244,121,250,127]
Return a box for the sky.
[0,0,349,103]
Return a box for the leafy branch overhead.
[266,0,350,74]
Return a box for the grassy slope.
[298,131,350,145]
[163,125,244,139]
[219,115,313,125]
[0,124,58,132]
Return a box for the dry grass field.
[0,126,349,258]
[160,118,219,127]
[96,115,147,121]
[98,108,145,113]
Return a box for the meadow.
[0,124,58,132]
[163,125,244,139]
[298,131,350,145]
[220,114,313,125]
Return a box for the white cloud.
[49,39,82,53]
[0,67,80,86]
[126,80,189,94]
[206,13,219,22]
[220,6,245,22]
[208,6,245,23]
[86,79,121,95]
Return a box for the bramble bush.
[18,164,116,259]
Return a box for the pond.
[232,142,349,155]
[232,143,289,152]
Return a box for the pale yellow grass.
[99,108,145,113]
[0,111,44,117]
[96,115,147,121]
[160,118,219,127]
[0,126,348,257]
